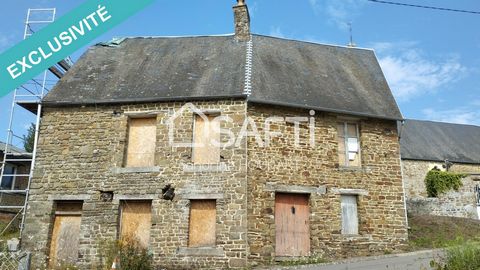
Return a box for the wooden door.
[49,211,82,268]
[120,201,152,248]
[275,193,310,256]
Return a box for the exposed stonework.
[22,100,408,269]
[247,104,408,264]
[233,2,250,42]
[402,159,480,219]
[23,100,249,269]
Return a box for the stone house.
[400,119,480,219]
[22,1,408,269]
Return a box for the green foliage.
[97,238,153,270]
[22,123,35,153]
[430,242,480,270]
[425,170,466,197]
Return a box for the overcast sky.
[0,0,479,149]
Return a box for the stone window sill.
[176,247,225,257]
[333,234,372,241]
[111,166,161,174]
[182,163,229,173]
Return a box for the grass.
[407,215,480,251]
[276,257,329,267]
[431,241,480,270]
[0,219,20,251]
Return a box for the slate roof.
[44,34,402,120]
[0,141,24,154]
[400,119,480,164]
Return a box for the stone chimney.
[233,0,250,41]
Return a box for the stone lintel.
[114,194,157,201]
[331,188,369,196]
[179,193,224,200]
[265,183,327,194]
[48,194,91,201]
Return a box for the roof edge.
[247,98,403,121]
[42,94,249,107]
[401,157,480,165]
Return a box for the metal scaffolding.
[0,8,72,240]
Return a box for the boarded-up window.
[188,200,216,247]
[120,201,152,248]
[125,117,156,167]
[192,114,220,164]
[49,202,83,268]
[337,122,361,167]
[341,195,359,235]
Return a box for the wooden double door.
[275,193,310,256]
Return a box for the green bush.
[431,242,480,270]
[425,170,465,197]
[97,238,153,270]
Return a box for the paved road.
[263,250,443,270]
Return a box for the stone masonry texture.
[402,159,480,219]
[22,100,408,269]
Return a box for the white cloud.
[372,42,467,101]
[309,0,366,29]
[422,108,480,125]
[269,26,286,38]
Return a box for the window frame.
[340,195,359,235]
[1,164,17,190]
[188,199,217,248]
[124,116,157,168]
[338,122,361,167]
[191,113,221,165]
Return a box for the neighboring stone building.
[0,141,31,218]
[400,119,480,219]
[22,1,408,269]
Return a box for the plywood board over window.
[275,193,310,257]
[189,200,216,247]
[49,201,83,268]
[125,117,156,167]
[120,201,152,248]
[341,195,359,235]
[192,114,220,164]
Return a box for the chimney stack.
[233,0,250,41]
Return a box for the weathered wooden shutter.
[49,202,83,268]
[192,115,220,164]
[341,195,359,234]
[189,200,216,247]
[120,201,152,248]
[125,118,156,167]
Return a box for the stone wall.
[402,159,480,219]
[22,100,409,269]
[246,104,408,264]
[22,100,248,269]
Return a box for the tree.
[23,123,35,153]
